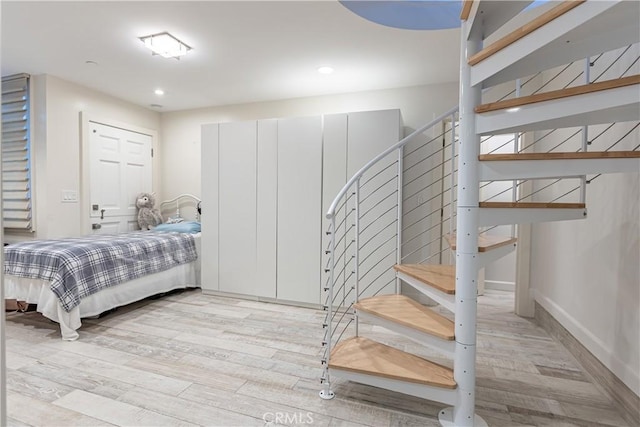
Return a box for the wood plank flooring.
[4,289,630,426]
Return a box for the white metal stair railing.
[319,105,459,400]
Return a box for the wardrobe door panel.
[256,119,278,298]
[201,124,220,292]
[347,109,401,176]
[277,116,322,305]
[322,114,349,308]
[218,121,258,296]
[347,109,402,298]
[322,113,348,216]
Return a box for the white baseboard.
[534,291,640,396]
[484,280,515,292]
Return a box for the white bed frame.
[4,194,202,341]
[159,193,201,223]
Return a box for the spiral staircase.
[319,1,640,426]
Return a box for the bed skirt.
[5,261,199,341]
[5,233,201,341]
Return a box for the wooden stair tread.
[479,151,640,161]
[460,0,473,20]
[355,294,454,340]
[445,233,517,253]
[394,264,455,294]
[468,0,585,66]
[330,337,456,389]
[480,201,586,209]
[475,75,640,114]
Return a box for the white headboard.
[159,193,201,222]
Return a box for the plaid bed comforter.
[4,231,197,312]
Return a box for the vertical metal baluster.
[396,147,403,293]
[449,113,457,265]
[319,217,336,400]
[580,57,590,204]
[512,79,521,238]
[354,179,361,337]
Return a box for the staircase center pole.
[440,17,486,427]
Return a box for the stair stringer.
[476,81,640,135]
[479,156,640,181]
[355,309,456,358]
[470,1,639,87]
[478,206,587,226]
[445,233,517,267]
[464,1,533,42]
[396,270,456,313]
[476,242,517,269]
[327,368,458,405]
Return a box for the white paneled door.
[89,122,153,234]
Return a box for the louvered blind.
[2,74,32,230]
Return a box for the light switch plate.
[61,190,78,203]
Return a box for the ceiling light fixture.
[140,32,191,59]
[154,89,165,96]
[317,66,334,75]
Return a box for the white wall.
[159,82,459,202]
[530,46,640,395]
[7,75,161,241]
[532,171,639,395]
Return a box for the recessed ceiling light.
[85,60,98,66]
[150,104,163,108]
[317,66,334,75]
[154,89,165,96]
[140,32,191,59]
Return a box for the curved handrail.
[326,105,459,219]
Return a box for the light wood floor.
[4,289,629,427]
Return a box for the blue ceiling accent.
[340,1,462,31]
[525,0,551,11]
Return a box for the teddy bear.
[136,192,164,230]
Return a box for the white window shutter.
[2,74,33,231]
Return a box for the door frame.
[80,112,158,235]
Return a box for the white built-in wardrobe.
[201,109,401,305]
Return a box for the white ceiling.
[1,1,461,112]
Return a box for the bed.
[4,193,202,341]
